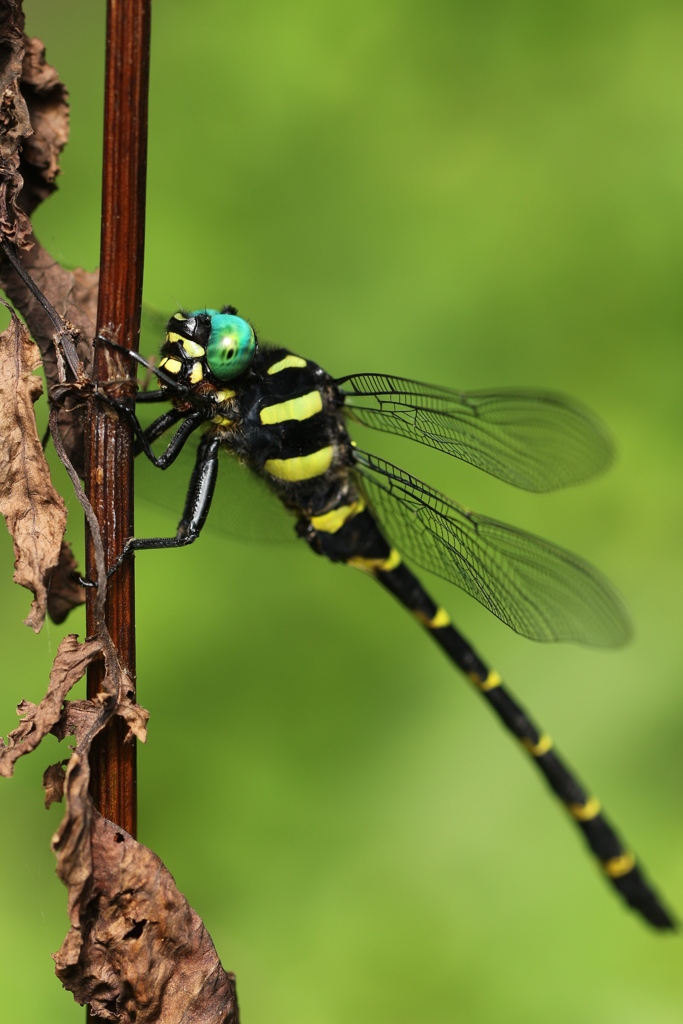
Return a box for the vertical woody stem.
[85,0,150,880]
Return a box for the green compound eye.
[205,313,256,381]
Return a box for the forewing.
[354,450,631,647]
[340,375,614,492]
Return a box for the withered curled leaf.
[54,814,240,1023]
[42,759,67,808]
[0,23,96,471]
[0,0,32,245]
[50,698,100,744]
[0,304,68,630]
[44,640,236,1022]
[18,35,70,216]
[0,634,102,776]
[46,540,86,624]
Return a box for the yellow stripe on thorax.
[183,339,206,358]
[603,853,636,878]
[264,445,334,481]
[347,548,401,574]
[260,390,323,425]
[267,355,307,375]
[569,797,601,821]
[310,499,365,534]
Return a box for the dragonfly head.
[158,307,257,391]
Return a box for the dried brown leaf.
[1,240,98,474]
[52,748,93,932]
[51,698,100,744]
[54,814,240,1023]
[43,759,67,808]
[0,24,96,472]
[43,644,233,1022]
[115,699,150,745]
[4,697,37,745]
[18,36,69,215]
[0,634,102,776]
[46,540,86,623]
[45,643,139,939]
[0,305,67,629]
[0,1,33,245]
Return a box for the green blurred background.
[1,1,682,1020]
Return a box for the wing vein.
[353,449,631,646]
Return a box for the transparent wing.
[339,375,614,492]
[354,449,631,647]
[140,303,169,353]
[134,402,296,543]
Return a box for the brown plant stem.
[85,0,151,942]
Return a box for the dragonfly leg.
[99,390,206,469]
[133,408,207,467]
[106,434,220,576]
[95,334,190,395]
[133,407,185,454]
[136,389,173,403]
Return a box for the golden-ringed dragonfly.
[107,305,674,930]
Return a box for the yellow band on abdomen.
[522,734,553,757]
[604,853,635,878]
[311,499,365,534]
[415,607,451,630]
[474,670,503,691]
[347,548,401,573]
[569,797,601,821]
[265,446,334,481]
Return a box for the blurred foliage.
[1,1,682,1021]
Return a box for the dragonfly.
[106,305,674,929]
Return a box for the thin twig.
[1,239,81,377]
[49,405,107,623]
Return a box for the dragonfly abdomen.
[299,497,673,928]
[371,556,675,930]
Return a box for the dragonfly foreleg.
[107,434,221,576]
[132,407,206,467]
